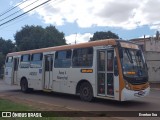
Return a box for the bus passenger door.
[97,49,114,97]
[44,54,54,89]
[13,58,19,85]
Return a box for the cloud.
[9,1,13,6]
[18,0,160,30]
[65,33,93,44]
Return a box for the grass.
[0,99,68,120]
[0,99,32,111]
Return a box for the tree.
[0,53,5,69]
[0,37,15,55]
[90,31,119,41]
[14,25,66,51]
[0,37,15,76]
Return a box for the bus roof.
[7,39,118,56]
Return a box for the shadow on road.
[8,89,149,108]
[94,98,149,108]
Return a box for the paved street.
[0,79,160,120]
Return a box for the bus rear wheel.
[20,78,29,93]
[80,82,93,102]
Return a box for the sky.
[0,0,159,44]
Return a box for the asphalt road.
[0,80,160,120]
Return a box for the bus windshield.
[121,48,148,84]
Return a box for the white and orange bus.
[4,39,150,101]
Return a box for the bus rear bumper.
[121,87,150,101]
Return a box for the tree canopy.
[0,37,15,55]
[0,25,67,73]
[14,25,66,51]
[90,31,119,41]
[0,37,15,71]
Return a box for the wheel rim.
[82,87,90,97]
[21,81,27,91]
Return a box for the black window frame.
[21,54,30,62]
[30,53,43,68]
[54,50,72,68]
[72,47,93,67]
[5,56,13,67]
[6,56,13,63]
[20,54,30,68]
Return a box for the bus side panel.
[52,68,76,94]
[4,67,13,85]
[69,68,96,95]
[17,68,29,86]
[113,49,120,101]
[28,68,43,90]
[113,71,120,100]
[18,67,43,90]
[51,68,96,95]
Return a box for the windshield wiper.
[125,49,133,63]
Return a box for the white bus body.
[4,39,150,101]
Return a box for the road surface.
[0,80,160,120]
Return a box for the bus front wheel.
[80,82,93,102]
[20,78,29,93]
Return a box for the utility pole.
[75,33,77,44]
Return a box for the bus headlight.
[125,81,131,90]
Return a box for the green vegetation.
[0,99,33,111]
[14,25,66,51]
[0,38,15,77]
[0,25,66,77]
[0,99,67,120]
[90,31,119,41]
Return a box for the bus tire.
[20,78,29,93]
[80,82,93,102]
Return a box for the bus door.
[97,49,114,97]
[44,54,54,89]
[13,58,19,84]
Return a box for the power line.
[0,0,29,18]
[0,0,53,27]
[0,0,64,31]
[0,0,40,22]
[0,15,29,31]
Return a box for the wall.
[144,52,160,83]
[145,39,160,52]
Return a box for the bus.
[4,39,150,101]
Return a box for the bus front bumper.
[121,87,150,101]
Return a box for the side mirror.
[114,57,119,76]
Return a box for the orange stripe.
[7,39,116,56]
[115,47,125,101]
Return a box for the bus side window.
[5,56,13,67]
[20,54,30,68]
[30,53,43,68]
[54,50,72,68]
[107,51,114,71]
[72,47,93,67]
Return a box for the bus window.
[107,50,114,71]
[20,54,30,68]
[30,53,43,68]
[122,48,148,84]
[5,56,13,67]
[54,50,72,68]
[98,51,105,71]
[72,47,93,67]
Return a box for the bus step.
[43,89,52,92]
